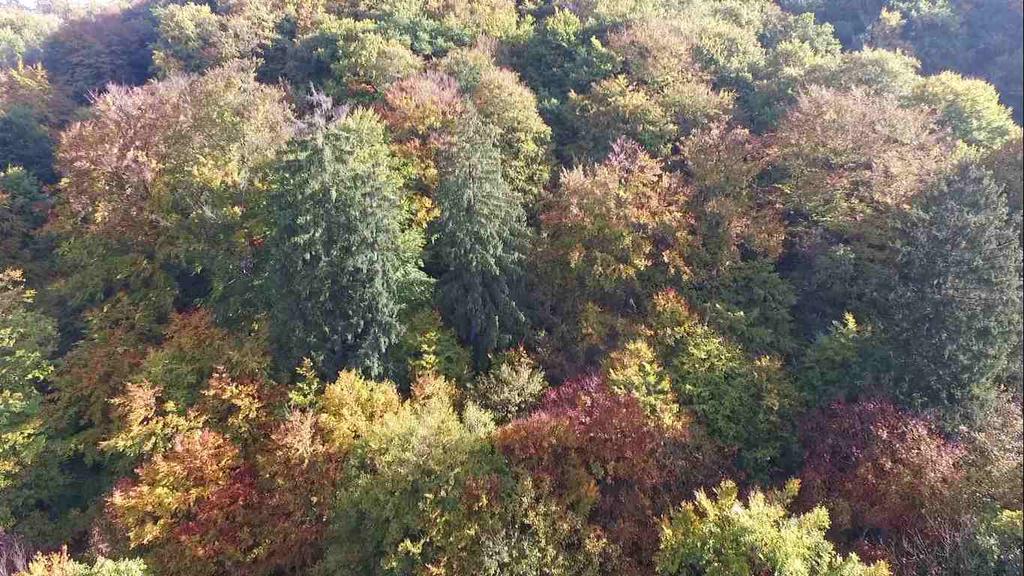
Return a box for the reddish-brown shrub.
[496,375,677,575]
[799,400,965,559]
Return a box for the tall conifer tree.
[267,100,420,378]
[431,108,529,366]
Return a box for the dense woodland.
[0,0,1022,574]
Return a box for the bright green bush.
[657,480,891,576]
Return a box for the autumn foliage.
[1,0,1021,574]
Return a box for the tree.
[795,313,883,407]
[782,0,1024,121]
[0,167,50,271]
[687,258,798,357]
[20,549,149,576]
[772,85,952,338]
[41,5,156,102]
[110,428,251,576]
[266,103,424,378]
[321,373,592,576]
[430,108,528,366]
[650,290,800,480]
[467,347,548,423]
[603,338,679,426]
[151,3,230,75]
[809,47,921,99]
[909,72,1019,150]
[57,61,293,254]
[531,138,690,377]
[337,0,522,56]
[0,106,54,183]
[0,269,56,529]
[772,85,951,232]
[283,16,423,104]
[799,401,965,555]
[496,375,682,576]
[678,123,782,273]
[513,8,617,107]
[568,75,678,160]
[887,163,1023,426]
[656,479,891,576]
[440,47,553,208]
[109,368,351,576]
[0,7,59,67]
[150,0,279,76]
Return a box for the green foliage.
[151,3,227,75]
[431,109,528,366]
[0,269,56,529]
[796,313,879,406]
[151,0,279,76]
[656,480,890,576]
[783,0,1024,121]
[569,75,677,159]
[603,338,678,425]
[689,258,797,357]
[651,291,799,479]
[909,71,1019,150]
[320,375,588,576]
[50,286,175,458]
[468,347,548,423]
[441,47,553,207]
[514,9,617,110]
[100,309,268,458]
[981,509,1024,574]
[266,104,424,378]
[22,550,149,576]
[53,60,295,351]
[962,399,1024,511]
[631,0,840,128]
[0,166,50,271]
[337,0,522,56]
[392,307,471,386]
[284,16,422,104]
[887,163,1023,426]
[0,105,54,183]
[679,123,782,274]
[321,376,492,574]
[888,507,1023,576]
[0,61,68,125]
[810,47,921,98]
[0,7,59,67]
[984,129,1024,227]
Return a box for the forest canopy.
[0,0,1021,575]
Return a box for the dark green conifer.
[431,108,529,366]
[267,98,421,378]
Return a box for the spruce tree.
[431,108,529,366]
[266,101,421,378]
[888,163,1023,426]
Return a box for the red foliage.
[248,411,341,574]
[496,375,676,575]
[110,396,340,575]
[798,400,965,557]
[174,465,260,568]
[379,70,464,184]
[380,70,464,141]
